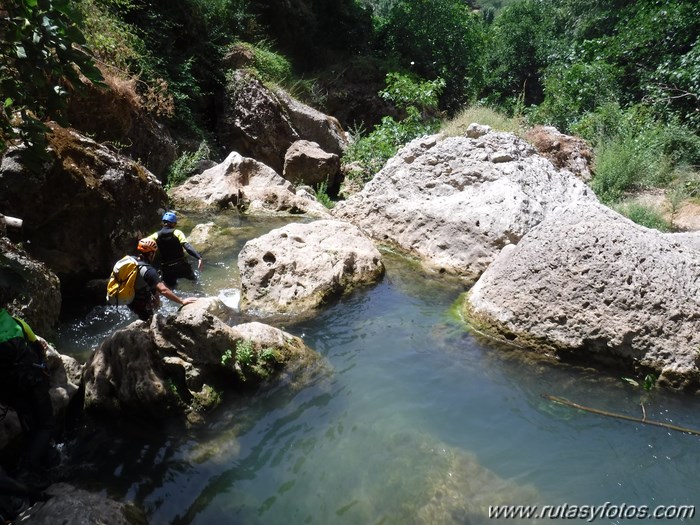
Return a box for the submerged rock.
[292,425,538,525]
[333,131,595,281]
[19,482,147,525]
[464,201,700,390]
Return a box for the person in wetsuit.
[0,309,53,490]
[127,238,198,321]
[147,211,203,288]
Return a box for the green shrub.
[315,181,335,209]
[528,61,621,133]
[77,0,145,71]
[612,202,673,232]
[342,73,444,183]
[580,104,700,203]
[343,112,437,183]
[230,339,281,383]
[233,40,293,85]
[166,142,211,189]
[591,135,673,203]
[235,339,255,366]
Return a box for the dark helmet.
[162,211,177,224]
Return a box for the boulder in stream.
[332,130,595,281]
[83,298,325,426]
[464,201,700,390]
[238,219,384,317]
[168,151,330,217]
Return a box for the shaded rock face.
[273,89,348,157]
[66,70,177,181]
[0,237,61,335]
[333,132,596,282]
[525,125,593,182]
[19,482,147,525]
[315,57,400,131]
[0,342,82,453]
[83,298,323,425]
[464,201,700,391]
[0,125,168,302]
[283,140,341,196]
[217,71,297,174]
[238,219,384,316]
[169,151,330,217]
[217,70,346,174]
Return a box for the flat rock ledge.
[332,130,594,282]
[238,219,384,316]
[463,201,700,391]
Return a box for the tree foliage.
[0,0,103,155]
[482,0,554,110]
[378,0,486,112]
[343,72,444,182]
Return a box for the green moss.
[460,293,560,355]
[190,384,223,412]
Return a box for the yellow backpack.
[106,256,143,305]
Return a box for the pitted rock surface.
[83,298,323,424]
[238,219,384,316]
[332,131,595,281]
[465,201,700,390]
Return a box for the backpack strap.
[135,259,153,291]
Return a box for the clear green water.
[56,213,700,525]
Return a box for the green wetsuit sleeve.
[15,318,37,343]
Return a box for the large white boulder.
[464,201,700,390]
[238,219,384,316]
[169,151,330,217]
[333,131,595,281]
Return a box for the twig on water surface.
[542,393,700,436]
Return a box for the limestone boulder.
[169,151,330,217]
[238,219,384,316]
[0,237,61,335]
[283,140,341,195]
[82,298,324,425]
[464,201,700,391]
[273,88,348,156]
[332,131,596,282]
[217,70,346,175]
[0,125,168,303]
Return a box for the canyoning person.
[147,211,203,288]
[0,308,54,489]
[125,238,198,321]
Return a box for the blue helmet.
[162,211,177,224]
